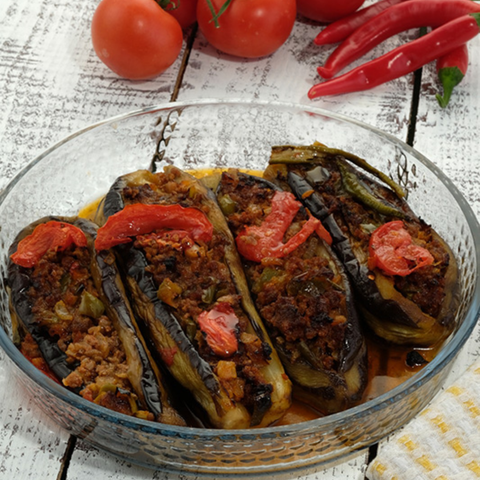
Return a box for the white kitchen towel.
[367,358,480,480]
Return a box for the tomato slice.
[95,203,213,251]
[159,346,178,367]
[22,351,61,384]
[11,221,87,268]
[235,191,332,263]
[197,303,239,358]
[369,220,434,276]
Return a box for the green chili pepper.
[59,273,71,294]
[201,285,216,304]
[337,161,405,219]
[218,193,236,216]
[79,290,105,319]
[252,268,282,294]
[184,317,197,343]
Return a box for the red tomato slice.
[22,352,61,384]
[235,191,331,263]
[95,203,213,251]
[369,220,434,276]
[11,221,87,268]
[197,303,239,358]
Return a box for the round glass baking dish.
[0,99,478,477]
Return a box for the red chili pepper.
[235,191,332,263]
[314,219,333,247]
[197,303,239,358]
[436,44,469,108]
[314,0,407,46]
[368,221,434,276]
[10,221,87,268]
[317,0,480,79]
[309,13,480,99]
[95,203,213,251]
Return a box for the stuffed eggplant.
[95,168,292,429]
[8,216,185,425]
[216,170,367,414]
[266,144,460,346]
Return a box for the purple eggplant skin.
[7,216,185,426]
[216,170,367,414]
[97,168,292,429]
[266,146,460,347]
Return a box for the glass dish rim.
[1,97,479,439]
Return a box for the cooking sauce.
[273,333,439,425]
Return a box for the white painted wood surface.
[0,350,70,479]
[1,0,479,478]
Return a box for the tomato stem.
[156,0,177,9]
[204,0,233,28]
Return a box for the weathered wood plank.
[414,35,480,218]
[178,16,416,140]
[0,349,70,478]
[0,0,184,191]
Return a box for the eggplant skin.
[99,168,292,429]
[216,170,367,414]
[8,216,185,426]
[266,147,460,347]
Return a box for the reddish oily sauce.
[78,169,444,426]
[273,334,440,426]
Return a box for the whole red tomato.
[297,0,366,23]
[196,0,296,58]
[164,0,198,30]
[91,0,183,80]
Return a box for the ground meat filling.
[122,172,273,411]
[313,164,449,319]
[22,245,153,420]
[218,170,349,372]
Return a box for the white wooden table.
[1,1,480,478]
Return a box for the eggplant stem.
[270,145,406,199]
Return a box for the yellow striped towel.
[367,358,480,480]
